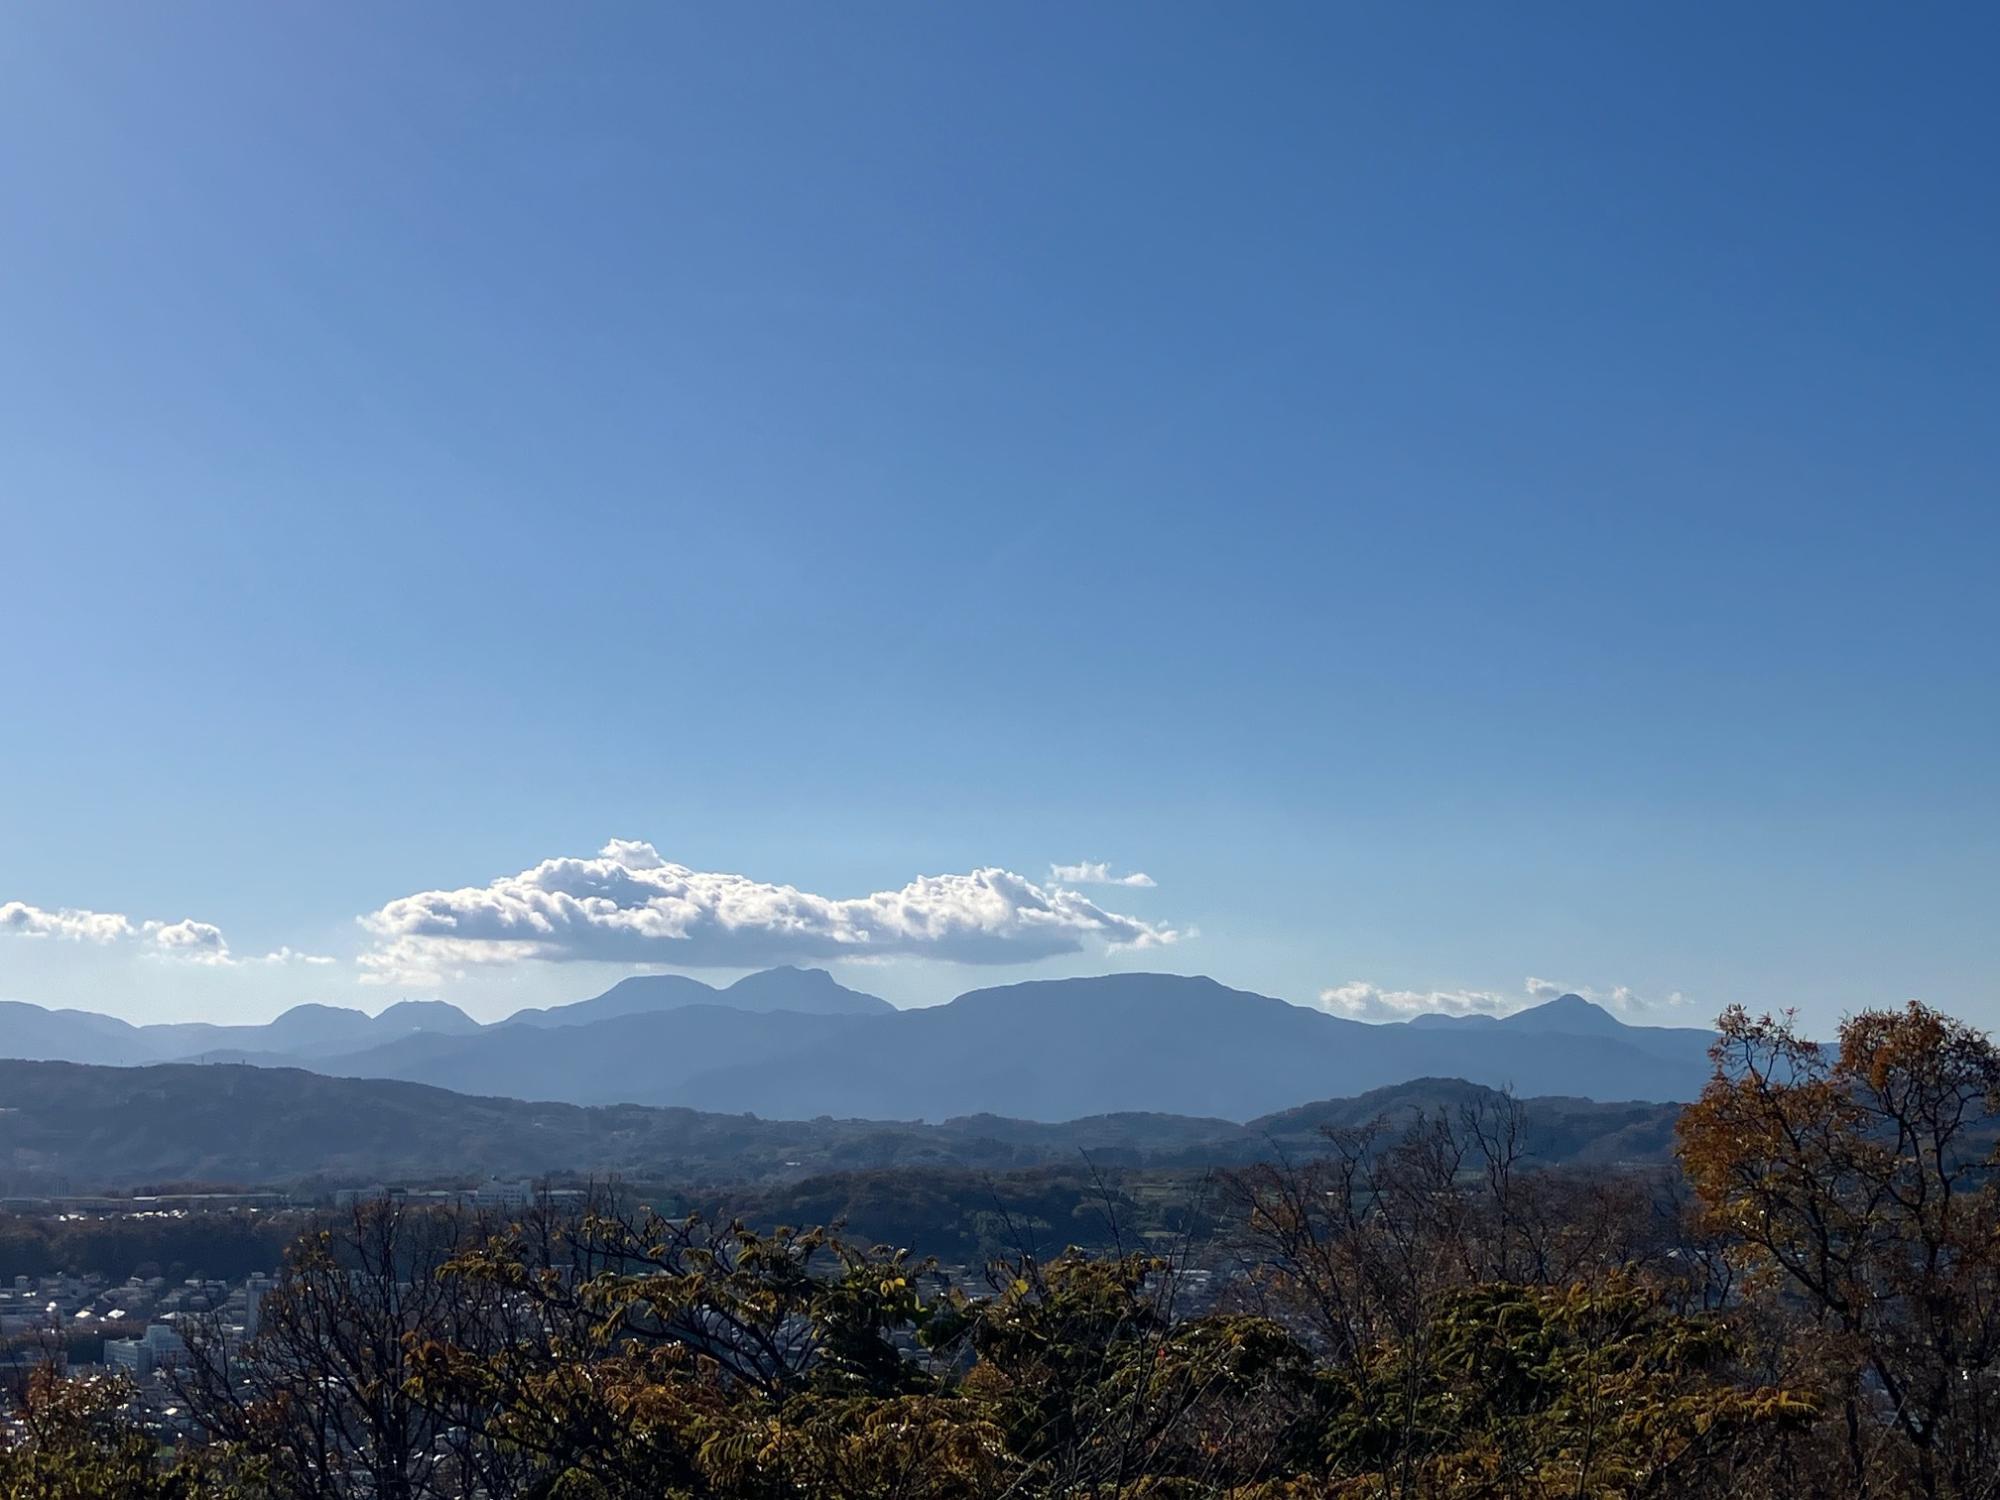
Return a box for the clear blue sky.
[2,4,1994,1028]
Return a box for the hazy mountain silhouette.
[716,966,894,1015]
[0,1001,162,1066]
[1496,993,1636,1037]
[94,1001,477,1063]
[0,967,883,1067]
[499,974,720,1028]
[659,975,1713,1120]
[0,998,448,1065]
[282,974,1714,1119]
[0,972,1715,1120]
[301,1006,867,1107]
[500,966,890,1028]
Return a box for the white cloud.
[1049,861,1157,889]
[2,900,331,969]
[1527,976,1689,1015]
[599,838,666,871]
[0,902,135,943]
[144,918,234,965]
[1320,974,1690,1021]
[1316,981,1514,1021]
[258,947,338,967]
[359,840,1183,985]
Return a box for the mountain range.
[0,967,883,1065]
[0,969,1718,1120]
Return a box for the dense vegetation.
[8,1001,2000,1496]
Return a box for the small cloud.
[255,947,339,967]
[1049,861,1156,889]
[1320,974,1691,1022]
[0,901,135,944]
[1316,981,1513,1022]
[600,838,667,871]
[4,899,328,970]
[144,919,234,966]
[1528,976,1689,1015]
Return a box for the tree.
[1308,1277,1815,1499]
[0,1367,191,1499]
[406,1206,968,1497]
[169,1199,506,1500]
[943,1248,1313,1493]
[1679,1001,2000,1499]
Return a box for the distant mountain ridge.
[0,972,1720,1119]
[0,995,483,1067]
[502,967,893,1027]
[0,966,889,1066]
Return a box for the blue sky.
[2,4,1994,1028]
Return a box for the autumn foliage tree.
[0,1368,172,1499]
[1679,1000,2000,1499]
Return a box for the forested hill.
[0,1058,1679,1194]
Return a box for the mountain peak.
[1498,993,1627,1035]
[502,967,892,1029]
[271,1002,361,1021]
[372,999,481,1034]
[722,967,892,1015]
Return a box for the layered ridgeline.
[0,970,1717,1119]
[0,967,890,1066]
[0,1060,1680,1192]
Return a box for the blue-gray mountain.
[0,970,1716,1120]
[0,967,883,1065]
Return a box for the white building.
[104,1338,153,1377]
[244,1274,273,1338]
[476,1179,534,1210]
[139,1322,187,1368]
